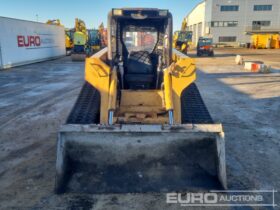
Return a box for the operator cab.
[108,8,173,90]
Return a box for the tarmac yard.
[0,48,279,209]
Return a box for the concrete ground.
[0,48,279,209]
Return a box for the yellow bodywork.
[173,31,192,53]
[73,31,87,45]
[73,18,88,46]
[172,19,192,52]
[85,48,196,124]
[181,18,187,31]
[65,34,73,49]
[46,19,61,25]
[251,34,280,49]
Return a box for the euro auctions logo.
[166,190,277,207]
[167,192,218,206]
[17,35,41,47]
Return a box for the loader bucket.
[55,124,226,194]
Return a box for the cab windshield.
[123,26,157,53]
[88,30,100,45]
[199,38,213,46]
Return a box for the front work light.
[113,9,123,16]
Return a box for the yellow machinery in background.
[173,18,193,54]
[55,8,226,194]
[46,19,61,25]
[65,29,74,52]
[87,23,108,56]
[46,19,73,53]
[71,18,88,61]
[251,34,280,49]
[87,29,101,53]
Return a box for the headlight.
[113,9,123,16]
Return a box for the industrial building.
[185,0,280,45]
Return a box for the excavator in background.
[47,19,106,58]
[173,18,193,54]
[55,8,226,194]
[87,29,101,54]
[46,19,61,25]
[173,30,193,54]
[46,19,73,53]
[65,29,74,53]
[71,18,88,61]
[87,23,108,56]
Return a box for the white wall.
[204,0,213,33]
[186,1,206,44]
[210,0,247,44]
[245,0,280,29]
[0,17,66,69]
[186,0,280,45]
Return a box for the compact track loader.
[55,8,226,194]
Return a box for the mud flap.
[55,124,226,194]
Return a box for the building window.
[228,21,238,27]
[253,21,271,27]
[254,5,272,11]
[220,5,239,11]
[219,36,237,42]
[211,21,238,27]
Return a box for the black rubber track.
[66,82,100,124]
[181,83,214,124]
[67,82,212,124]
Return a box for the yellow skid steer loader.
[55,8,226,193]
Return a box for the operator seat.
[124,51,154,89]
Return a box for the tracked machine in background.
[173,18,193,54]
[173,30,193,54]
[88,23,107,54]
[87,23,108,56]
[65,29,74,54]
[71,18,88,61]
[55,8,227,194]
[87,29,101,54]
